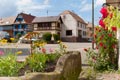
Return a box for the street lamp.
[92,0,94,49]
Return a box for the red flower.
[95,27,98,31]
[112,45,116,48]
[108,34,112,37]
[41,48,46,53]
[105,27,108,31]
[96,46,99,49]
[99,42,103,47]
[92,56,96,60]
[84,48,88,52]
[100,7,109,18]
[112,26,117,31]
[110,13,113,19]
[104,46,106,49]
[99,29,101,32]
[100,35,104,40]
[94,34,97,38]
[99,19,105,28]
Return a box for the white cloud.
[16,0,51,13]
[0,0,51,17]
[80,4,92,12]
[44,0,49,5]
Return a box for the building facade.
[13,13,35,36]
[32,16,61,37]
[60,10,87,42]
[0,11,89,42]
[0,16,16,37]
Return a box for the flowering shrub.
[85,6,120,71]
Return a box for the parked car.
[88,38,92,42]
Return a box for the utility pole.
[92,0,94,49]
[47,10,48,16]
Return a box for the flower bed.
[0,51,81,80]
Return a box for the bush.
[42,33,52,42]
[16,33,22,39]
[53,34,60,41]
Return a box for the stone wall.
[0,51,81,80]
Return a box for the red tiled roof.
[16,13,35,24]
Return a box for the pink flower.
[49,48,53,53]
[99,19,105,28]
[100,7,109,18]
[0,50,4,55]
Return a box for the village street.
[0,42,92,64]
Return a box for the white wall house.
[60,10,87,42]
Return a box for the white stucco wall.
[77,23,87,38]
[61,14,77,37]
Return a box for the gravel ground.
[96,73,120,80]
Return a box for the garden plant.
[85,6,120,71]
[0,37,66,76]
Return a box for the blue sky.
[0,0,105,24]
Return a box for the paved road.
[0,42,93,64]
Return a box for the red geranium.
[110,13,113,19]
[84,48,88,52]
[99,42,103,47]
[94,34,97,38]
[41,48,46,53]
[99,19,105,28]
[100,7,109,18]
[112,26,117,31]
[108,34,112,37]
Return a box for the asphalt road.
[0,42,93,64]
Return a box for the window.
[83,31,86,36]
[66,30,72,36]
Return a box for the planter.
[0,51,81,80]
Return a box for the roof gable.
[60,10,87,24]
[14,13,35,24]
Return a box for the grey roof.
[0,16,16,26]
[32,16,60,23]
